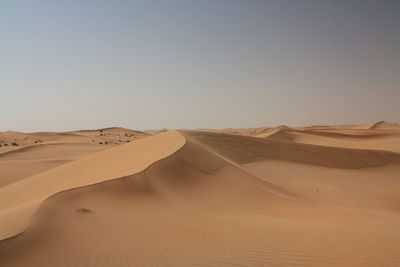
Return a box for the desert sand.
[1,122,400,266]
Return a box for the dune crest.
[256,126,295,141]
[0,131,185,240]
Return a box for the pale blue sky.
[1,0,399,131]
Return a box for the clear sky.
[1,0,399,132]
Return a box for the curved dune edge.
[0,131,185,241]
[356,121,400,130]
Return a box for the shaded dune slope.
[183,131,400,168]
[255,126,295,141]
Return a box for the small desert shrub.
[11,142,18,146]
[104,141,108,145]
[4,144,8,146]
[99,142,103,144]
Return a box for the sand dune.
[0,127,150,188]
[255,126,295,141]
[185,130,400,168]
[0,131,184,241]
[0,127,148,148]
[355,121,400,130]
[194,127,271,136]
[1,126,400,266]
[368,121,400,130]
[256,123,400,153]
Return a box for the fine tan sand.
[1,122,400,266]
[0,127,150,187]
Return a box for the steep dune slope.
[0,131,185,241]
[183,131,400,211]
[1,130,400,266]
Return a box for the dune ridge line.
[0,131,185,241]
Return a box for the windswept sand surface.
[1,122,400,266]
[0,127,150,187]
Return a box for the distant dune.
[1,123,400,266]
[257,122,400,153]
[368,121,400,130]
[355,121,400,130]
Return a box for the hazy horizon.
[3,121,400,134]
[2,0,400,132]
